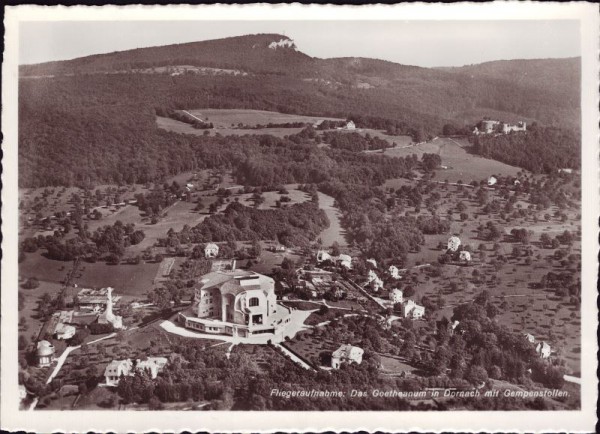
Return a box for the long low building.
[177,270,292,338]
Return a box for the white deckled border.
[1,2,598,433]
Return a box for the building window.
[249,297,260,307]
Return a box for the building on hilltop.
[178,270,292,338]
[104,357,168,386]
[487,176,498,186]
[205,243,219,258]
[331,344,364,369]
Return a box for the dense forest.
[470,125,581,173]
[18,35,580,189]
[169,201,330,247]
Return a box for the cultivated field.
[388,181,582,374]
[382,137,522,184]
[157,116,306,138]
[185,109,343,128]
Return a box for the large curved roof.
[199,270,273,297]
[37,340,55,357]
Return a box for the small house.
[447,236,461,252]
[36,340,56,367]
[524,333,536,344]
[389,288,404,305]
[331,344,364,369]
[204,243,219,258]
[389,265,400,279]
[402,300,425,319]
[536,341,551,359]
[54,323,76,340]
[459,251,472,262]
[366,258,377,268]
[317,250,332,263]
[337,254,352,269]
[487,176,498,186]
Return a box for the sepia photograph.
[2,2,598,433]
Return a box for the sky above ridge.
[19,20,580,67]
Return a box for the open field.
[20,254,72,283]
[72,261,161,296]
[157,116,306,138]
[185,108,343,128]
[381,137,522,184]
[317,191,348,248]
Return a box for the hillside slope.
[18,34,581,187]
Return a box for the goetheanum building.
[177,270,292,338]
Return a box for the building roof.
[333,344,363,359]
[205,243,219,250]
[199,270,273,297]
[36,340,55,357]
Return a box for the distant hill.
[20,34,316,76]
[18,34,581,187]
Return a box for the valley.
[15,33,582,413]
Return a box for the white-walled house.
[536,342,551,359]
[447,236,461,252]
[54,323,76,340]
[331,344,364,369]
[389,288,404,305]
[388,265,400,279]
[366,258,377,268]
[487,176,498,186]
[402,300,425,319]
[317,250,332,262]
[459,251,472,262]
[36,340,56,367]
[205,243,219,258]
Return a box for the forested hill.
[21,34,580,131]
[19,34,315,76]
[18,34,581,187]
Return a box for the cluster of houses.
[33,286,125,367]
[316,250,352,269]
[472,120,527,135]
[104,357,169,386]
[447,236,472,262]
[364,265,425,320]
